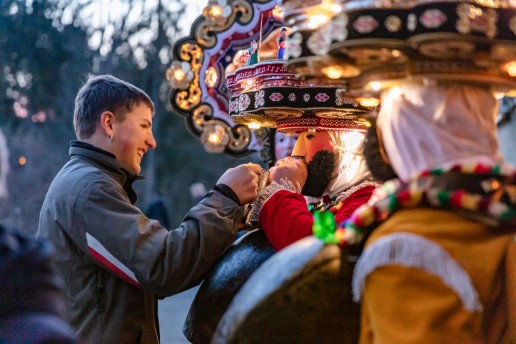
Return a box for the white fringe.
[249,179,302,224]
[352,233,483,313]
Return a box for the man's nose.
[147,132,157,149]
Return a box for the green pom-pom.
[313,211,337,244]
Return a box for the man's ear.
[100,111,115,139]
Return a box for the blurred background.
[1,0,515,236]
[0,0,261,235]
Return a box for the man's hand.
[217,163,263,205]
[269,156,308,190]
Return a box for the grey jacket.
[38,141,243,344]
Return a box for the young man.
[37,74,262,344]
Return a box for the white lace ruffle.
[249,179,301,224]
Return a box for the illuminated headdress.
[282,0,516,97]
[166,0,380,157]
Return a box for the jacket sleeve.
[80,182,242,296]
[259,190,313,251]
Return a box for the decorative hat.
[282,0,516,97]
[226,60,375,133]
[166,0,383,158]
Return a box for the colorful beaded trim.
[313,163,516,246]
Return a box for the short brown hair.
[73,75,154,140]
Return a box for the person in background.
[0,128,77,344]
[37,74,262,344]
[275,130,297,162]
[145,191,170,229]
[189,182,207,205]
[258,128,298,169]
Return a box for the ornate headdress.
[166,0,383,158]
[282,0,516,97]
[226,60,373,133]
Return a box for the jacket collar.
[69,141,142,203]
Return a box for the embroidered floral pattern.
[269,92,284,102]
[287,32,303,59]
[229,99,238,114]
[288,93,296,102]
[315,92,330,103]
[238,93,251,112]
[420,9,447,29]
[336,93,358,107]
[331,14,348,42]
[254,90,265,108]
[353,15,379,34]
[307,27,332,55]
[457,4,497,38]
[303,94,310,102]
[385,15,402,32]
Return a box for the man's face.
[292,131,338,197]
[110,103,156,175]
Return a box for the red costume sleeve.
[334,185,376,225]
[260,185,376,251]
[259,190,313,251]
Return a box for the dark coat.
[38,141,243,344]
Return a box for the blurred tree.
[0,0,93,234]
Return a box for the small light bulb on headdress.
[307,14,330,29]
[359,97,380,108]
[504,61,516,77]
[272,5,285,19]
[322,66,343,79]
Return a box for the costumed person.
[250,126,379,251]
[246,39,259,65]
[257,128,298,169]
[345,83,516,343]
[277,27,287,60]
[37,74,262,344]
[497,96,516,165]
